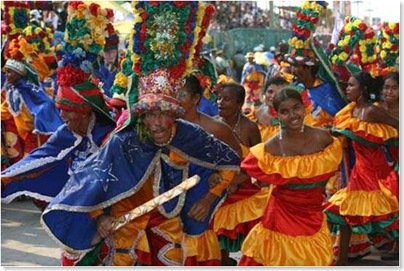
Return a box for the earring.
[278,121,283,140]
[300,122,305,133]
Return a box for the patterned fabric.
[41,119,239,252]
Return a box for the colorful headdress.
[119,1,215,127]
[330,17,399,80]
[376,22,399,75]
[55,1,114,122]
[2,1,30,41]
[286,1,328,66]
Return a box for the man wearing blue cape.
[41,1,240,266]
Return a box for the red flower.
[343,46,350,53]
[89,3,100,16]
[149,1,160,6]
[391,44,398,51]
[105,8,114,19]
[57,65,89,87]
[358,23,367,32]
[173,1,188,7]
[205,4,215,16]
[69,1,84,10]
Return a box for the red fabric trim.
[239,255,263,266]
[216,218,261,239]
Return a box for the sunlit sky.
[257,0,401,22]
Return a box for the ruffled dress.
[324,102,399,242]
[213,144,271,253]
[239,137,343,266]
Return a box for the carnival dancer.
[323,71,399,266]
[240,52,266,114]
[239,87,343,266]
[246,76,289,141]
[41,1,240,266]
[1,46,63,167]
[211,81,264,266]
[1,2,116,213]
[177,74,241,265]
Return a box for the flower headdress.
[117,1,215,131]
[2,1,30,41]
[286,1,328,66]
[55,1,114,122]
[329,17,378,79]
[330,17,398,80]
[376,22,399,75]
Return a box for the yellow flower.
[339,52,348,61]
[331,55,338,64]
[295,40,304,49]
[337,40,346,47]
[87,14,108,33]
[359,45,366,53]
[344,24,352,32]
[75,4,88,20]
[131,53,141,65]
[114,72,128,88]
[389,22,397,30]
[380,50,387,59]
[384,41,393,49]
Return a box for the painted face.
[59,109,91,135]
[383,77,399,104]
[345,76,362,102]
[264,84,286,107]
[217,87,241,118]
[4,68,23,85]
[142,109,175,145]
[277,98,305,131]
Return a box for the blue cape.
[41,119,240,252]
[307,81,347,117]
[5,78,63,134]
[2,119,114,203]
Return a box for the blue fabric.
[42,119,240,251]
[93,65,118,98]
[307,81,347,117]
[7,78,63,134]
[2,120,115,203]
[198,96,218,117]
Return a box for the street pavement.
[1,199,400,267]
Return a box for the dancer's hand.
[188,192,218,222]
[96,215,114,238]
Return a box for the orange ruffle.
[183,230,221,265]
[250,137,342,179]
[213,186,272,233]
[240,218,333,266]
[327,180,399,217]
[334,102,398,141]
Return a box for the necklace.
[154,127,175,147]
[232,112,241,133]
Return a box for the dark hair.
[353,71,384,102]
[273,87,303,112]
[220,82,245,104]
[184,74,203,96]
[263,76,289,94]
[384,72,399,85]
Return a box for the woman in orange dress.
[323,72,399,265]
[239,87,343,266]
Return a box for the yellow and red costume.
[239,137,343,266]
[324,102,399,248]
